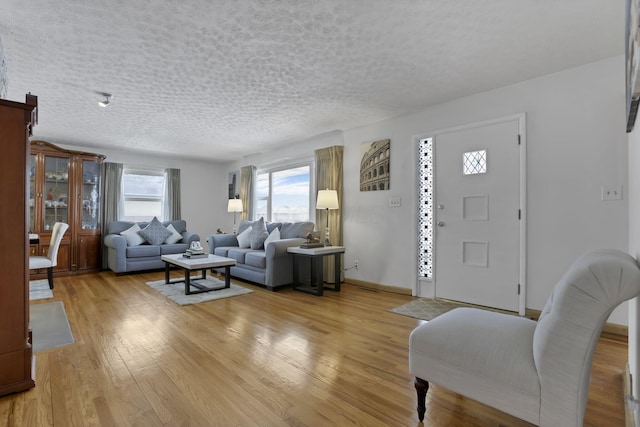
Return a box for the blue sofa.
[207,221,314,290]
[104,220,200,273]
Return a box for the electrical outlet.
[354,260,359,270]
[389,197,401,207]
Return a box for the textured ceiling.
[0,1,624,162]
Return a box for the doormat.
[145,278,253,305]
[30,301,75,352]
[390,298,517,321]
[30,279,53,301]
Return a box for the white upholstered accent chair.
[409,249,640,426]
[29,222,69,289]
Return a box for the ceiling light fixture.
[98,93,112,107]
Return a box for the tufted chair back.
[533,249,640,426]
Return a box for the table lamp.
[227,198,243,234]
[316,189,339,246]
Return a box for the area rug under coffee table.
[146,278,252,305]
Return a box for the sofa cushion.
[266,222,282,233]
[214,247,236,257]
[237,220,253,235]
[164,220,187,234]
[138,217,172,245]
[121,223,145,246]
[280,222,315,239]
[109,221,136,235]
[227,248,259,264]
[238,220,282,235]
[237,226,253,248]
[126,245,161,258]
[264,227,280,249]
[160,243,189,254]
[245,251,267,269]
[250,217,269,249]
[164,224,183,244]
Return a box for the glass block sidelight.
[463,149,487,175]
[418,138,433,279]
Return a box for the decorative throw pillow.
[236,226,253,248]
[164,223,182,244]
[120,223,145,246]
[249,217,269,250]
[138,217,172,245]
[263,227,280,249]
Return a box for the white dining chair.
[29,222,69,289]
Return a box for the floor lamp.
[316,189,339,246]
[227,198,243,234]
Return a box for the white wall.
[54,144,229,251]
[342,56,629,323]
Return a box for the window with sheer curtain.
[254,163,313,222]
[121,169,165,222]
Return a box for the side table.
[287,246,345,296]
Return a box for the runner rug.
[146,278,253,305]
[390,297,517,321]
[29,279,53,301]
[30,301,75,352]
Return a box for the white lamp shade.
[227,199,243,213]
[316,189,339,210]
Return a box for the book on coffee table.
[183,253,208,259]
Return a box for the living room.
[1,1,639,425]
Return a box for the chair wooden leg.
[414,377,429,422]
[47,267,53,289]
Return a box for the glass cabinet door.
[80,160,101,230]
[29,155,36,232]
[43,156,69,231]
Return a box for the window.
[255,163,312,222]
[418,137,434,279]
[122,169,165,222]
[463,150,487,175]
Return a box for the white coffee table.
[161,254,236,295]
[287,246,345,296]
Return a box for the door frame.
[415,113,527,315]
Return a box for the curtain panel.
[315,146,344,282]
[163,168,181,221]
[102,162,124,268]
[239,165,255,221]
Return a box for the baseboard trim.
[346,279,628,336]
[344,278,412,295]
[524,308,628,336]
[625,363,635,427]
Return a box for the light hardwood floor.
[0,271,627,426]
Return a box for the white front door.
[434,118,522,311]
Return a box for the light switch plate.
[389,197,401,207]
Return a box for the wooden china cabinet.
[29,140,105,278]
[0,93,37,396]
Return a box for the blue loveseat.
[104,220,200,273]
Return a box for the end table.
[287,245,345,296]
